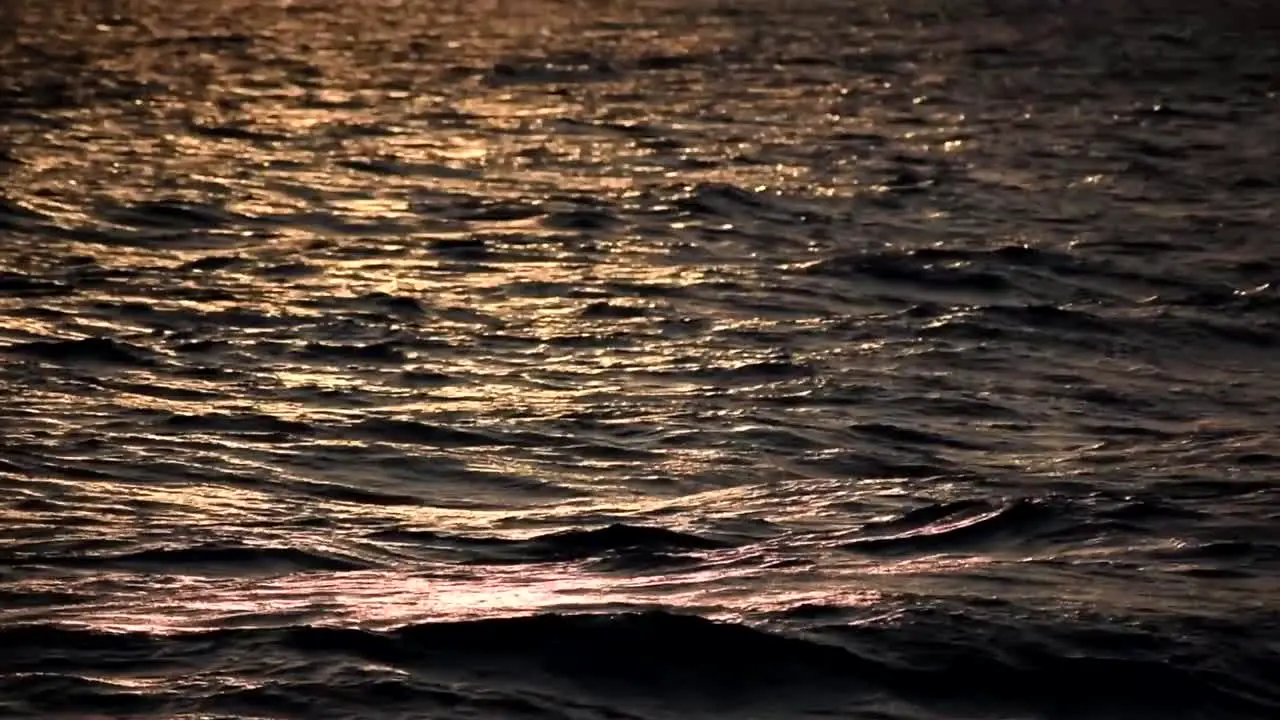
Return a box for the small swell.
[1235,451,1279,466]
[258,261,319,279]
[179,255,245,273]
[295,481,424,507]
[1186,316,1277,349]
[351,418,507,447]
[633,52,704,70]
[22,544,372,574]
[486,58,619,86]
[372,523,732,564]
[163,412,315,436]
[984,304,1121,336]
[426,238,489,259]
[296,341,408,363]
[3,612,1274,715]
[842,499,1063,554]
[203,677,471,716]
[662,359,815,384]
[356,292,428,316]
[399,368,457,386]
[805,250,1011,293]
[338,158,479,180]
[670,182,769,217]
[0,197,49,233]
[0,673,164,716]
[189,122,290,142]
[528,523,730,557]
[4,337,156,366]
[0,589,93,611]
[579,301,649,319]
[101,199,238,229]
[541,208,622,231]
[1157,540,1280,566]
[0,272,71,297]
[1097,499,1206,522]
[849,422,987,450]
[439,200,542,223]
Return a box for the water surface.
[2,1,1279,718]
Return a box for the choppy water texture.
[3,0,1280,718]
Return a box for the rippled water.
[3,1,1280,718]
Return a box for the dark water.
[2,1,1279,718]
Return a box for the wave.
[9,544,373,574]
[641,358,815,385]
[0,271,71,297]
[485,57,620,86]
[848,421,989,450]
[579,301,649,319]
[355,291,429,316]
[1,611,1275,717]
[162,411,315,436]
[1156,540,1280,565]
[350,418,508,447]
[4,337,157,366]
[842,498,1119,554]
[99,199,240,230]
[837,493,1278,567]
[296,341,409,363]
[0,673,166,716]
[803,249,1012,294]
[371,523,732,564]
[541,207,622,231]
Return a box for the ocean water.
[2,0,1279,718]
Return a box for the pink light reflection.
[49,561,885,635]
